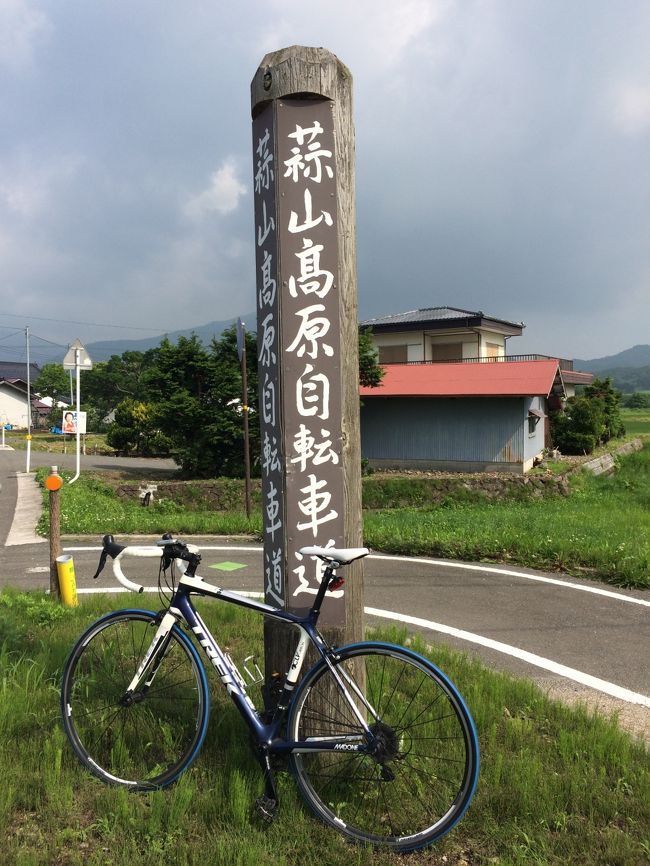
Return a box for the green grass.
[0,590,648,866]
[36,470,263,537]
[621,408,650,437]
[364,450,650,588]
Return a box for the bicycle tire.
[287,641,479,851]
[61,609,209,789]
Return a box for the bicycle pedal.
[254,795,278,824]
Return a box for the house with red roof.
[359,308,593,473]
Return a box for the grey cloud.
[1,1,648,359]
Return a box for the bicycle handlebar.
[92,533,201,594]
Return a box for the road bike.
[60,534,479,851]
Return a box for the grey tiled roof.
[0,362,41,380]
[360,307,523,330]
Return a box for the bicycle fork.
[120,611,177,704]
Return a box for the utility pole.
[237,317,252,518]
[25,326,32,473]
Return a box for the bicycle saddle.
[299,546,369,566]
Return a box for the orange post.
[47,466,63,598]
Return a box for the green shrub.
[551,396,605,454]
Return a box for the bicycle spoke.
[62,612,207,789]
[289,644,478,851]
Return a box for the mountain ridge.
[574,344,650,372]
[86,314,255,361]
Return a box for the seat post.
[308,562,336,622]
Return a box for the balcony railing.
[388,354,575,370]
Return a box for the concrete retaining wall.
[581,439,643,476]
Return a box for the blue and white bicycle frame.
[111,541,376,759]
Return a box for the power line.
[0,311,165,332]
[0,329,25,343]
[29,333,69,349]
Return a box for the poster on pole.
[62,411,87,435]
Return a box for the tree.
[583,377,625,442]
[143,330,260,478]
[106,399,171,457]
[624,392,650,408]
[550,397,605,454]
[33,363,70,402]
[358,328,384,388]
[84,351,155,418]
[550,376,625,455]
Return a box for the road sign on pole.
[63,339,93,371]
[62,340,92,484]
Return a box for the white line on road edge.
[366,606,650,708]
[65,545,648,607]
[368,554,650,608]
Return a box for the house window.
[528,408,544,436]
[486,342,502,359]
[378,345,408,363]
[430,342,463,362]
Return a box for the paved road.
[1,447,648,733]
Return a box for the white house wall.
[0,387,29,428]
[372,328,507,363]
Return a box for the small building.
[0,363,47,429]
[359,306,594,474]
[360,360,566,474]
[362,306,524,363]
[0,378,31,429]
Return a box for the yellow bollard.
[56,555,78,607]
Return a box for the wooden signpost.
[251,46,364,679]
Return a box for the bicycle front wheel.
[61,609,209,789]
[287,642,479,851]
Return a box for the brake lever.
[92,549,108,580]
[92,534,127,580]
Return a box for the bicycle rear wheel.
[61,609,209,789]
[287,642,479,851]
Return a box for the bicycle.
[61,534,479,852]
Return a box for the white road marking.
[369,554,650,608]
[366,606,650,708]
[64,543,650,707]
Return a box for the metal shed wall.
[360,396,536,473]
[524,396,547,467]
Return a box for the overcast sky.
[1,0,649,367]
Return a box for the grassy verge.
[4,431,113,454]
[1,590,648,866]
[37,443,650,588]
[364,451,650,587]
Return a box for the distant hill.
[575,345,650,371]
[574,345,650,392]
[86,314,255,361]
